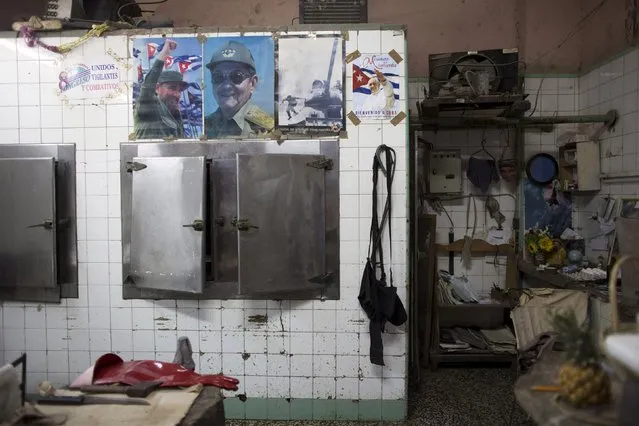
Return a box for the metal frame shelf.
[407,105,620,384]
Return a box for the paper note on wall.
[57,54,125,101]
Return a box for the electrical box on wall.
[427,149,462,194]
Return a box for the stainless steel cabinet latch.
[182,219,204,232]
[126,161,147,172]
[306,158,333,170]
[27,219,53,230]
[308,272,335,284]
[231,218,259,231]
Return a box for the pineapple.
[550,309,611,407]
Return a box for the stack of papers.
[439,327,518,354]
[437,271,480,305]
[439,328,470,351]
[453,327,488,350]
[437,279,463,305]
[480,327,517,354]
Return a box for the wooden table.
[518,260,637,322]
[33,387,225,426]
[515,342,619,426]
[518,260,608,299]
[179,387,225,426]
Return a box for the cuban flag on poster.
[178,59,202,74]
[173,55,202,74]
[352,54,401,120]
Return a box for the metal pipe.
[410,110,618,130]
[601,172,639,181]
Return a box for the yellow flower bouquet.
[525,227,556,264]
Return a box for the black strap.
[367,144,396,286]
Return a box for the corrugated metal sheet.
[300,0,367,24]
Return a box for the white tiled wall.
[576,49,639,333]
[523,76,580,159]
[0,28,409,402]
[577,49,639,201]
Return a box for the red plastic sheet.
[70,353,238,391]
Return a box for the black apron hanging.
[358,144,407,366]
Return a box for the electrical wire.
[499,128,511,160]
[527,0,610,66]
[527,0,610,117]
[428,198,454,230]
[117,0,168,22]
[428,193,517,204]
[425,193,520,225]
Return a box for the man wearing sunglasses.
[134,40,188,140]
[204,40,274,138]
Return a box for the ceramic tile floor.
[227,367,534,425]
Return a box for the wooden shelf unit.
[428,238,518,370]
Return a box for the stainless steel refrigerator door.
[236,153,326,295]
[129,156,206,293]
[0,157,57,288]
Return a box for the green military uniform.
[204,40,274,139]
[204,101,274,138]
[134,60,185,140]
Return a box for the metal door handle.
[182,219,204,232]
[231,218,259,232]
[27,220,53,230]
[126,161,147,172]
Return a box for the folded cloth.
[173,336,195,371]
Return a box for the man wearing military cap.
[204,40,274,138]
[134,40,188,139]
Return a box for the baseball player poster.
[131,36,203,140]
[352,54,401,121]
[276,35,344,132]
[202,36,275,139]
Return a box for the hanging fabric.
[358,144,407,366]
[467,136,500,192]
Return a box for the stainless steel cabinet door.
[236,154,326,295]
[130,156,206,293]
[0,157,57,288]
